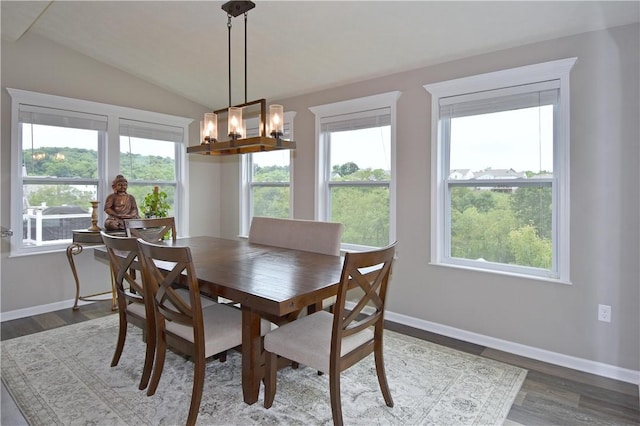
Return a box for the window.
[119,119,183,218]
[9,89,191,256]
[240,112,295,235]
[310,92,400,250]
[424,58,576,282]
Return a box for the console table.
[66,229,123,310]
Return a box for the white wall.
[217,24,639,373]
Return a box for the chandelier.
[187,1,295,156]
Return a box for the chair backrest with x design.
[102,232,150,324]
[262,242,398,425]
[125,217,177,243]
[331,241,397,370]
[136,240,201,332]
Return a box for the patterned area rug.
[1,315,526,425]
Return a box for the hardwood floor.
[2,301,638,425]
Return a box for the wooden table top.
[94,235,345,317]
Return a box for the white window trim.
[424,58,576,283]
[239,111,296,236]
[309,91,401,251]
[8,88,192,257]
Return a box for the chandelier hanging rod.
[223,1,254,106]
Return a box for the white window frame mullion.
[440,117,452,264]
[240,154,252,236]
[317,130,331,222]
[10,97,24,254]
[388,94,398,246]
[555,66,571,283]
[104,113,119,225]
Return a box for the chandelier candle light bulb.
[228,107,243,138]
[269,104,284,138]
[202,112,218,143]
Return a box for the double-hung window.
[9,89,190,256]
[240,112,295,235]
[119,119,183,218]
[425,58,576,282]
[17,104,105,252]
[310,92,400,250]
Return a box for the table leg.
[241,306,263,405]
[108,273,118,310]
[66,243,84,310]
[307,301,322,315]
[67,242,118,311]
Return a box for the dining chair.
[101,231,155,390]
[248,216,343,256]
[102,232,217,391]
[125,217,177,242]
[263,242,397,426]
[136,238,269,426]
[248,216,344,318]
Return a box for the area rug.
[1,315,526,425]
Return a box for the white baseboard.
[0,296,109,322]
[384,309,640,386]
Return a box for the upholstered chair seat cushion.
[165,304,242,358]
[264,310,373,373]
[125,301,146,317]
[165,304,270,358]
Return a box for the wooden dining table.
[94,235,344,404]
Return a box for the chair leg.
[374,341,394,407]
[139,325,156,390]
[110,313,127,367]
[263,351,277,408]
[329,372,344,426]
[147,328,166,396]
[186,354,205,426]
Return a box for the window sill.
[429,261,572,285]
[9,245,70,258]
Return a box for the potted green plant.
[141,186,170,218]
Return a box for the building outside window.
[9,89,190,256]
[310,91,400,251]
[424,58,576,282]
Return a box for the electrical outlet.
[598,304,611,322]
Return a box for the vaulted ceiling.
[2,1,638,109]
